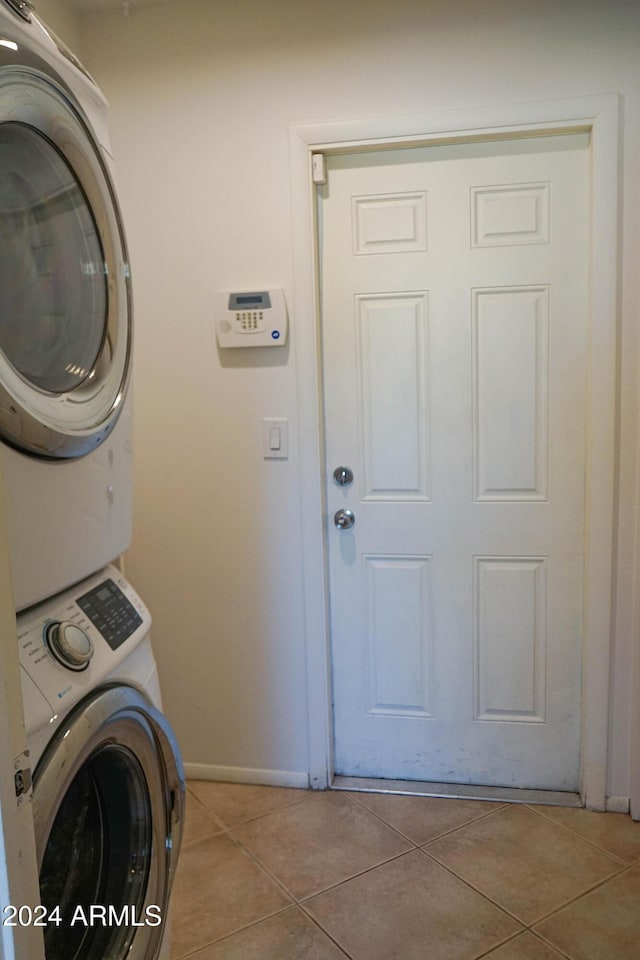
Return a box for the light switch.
[269,427,281,451]
[263,418,288,459]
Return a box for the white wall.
[39,0,640,795]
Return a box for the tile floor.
[170,781,640,960]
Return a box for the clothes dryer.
[18,564,184,960]
[0,0,133,611]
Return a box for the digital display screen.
[229,291,271,311]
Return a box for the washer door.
[32,686,185,960]
[0,53,131,458]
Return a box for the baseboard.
[181,769,634,812]
[606,795,630,814]
[183,762,310,790]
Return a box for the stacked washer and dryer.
[0,2,184,958]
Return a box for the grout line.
[293,847,419,905]
[527,860,640,928]
[471,930,530,960]
[416,803,515,849]
[420,839,635,939]
[296,904,356,959]
[417,845,528,929]
[226,814,414,907]
[187,784,314,831]
[223,790,419,904]
[172,825,294,956]
[347,788,510,845]
[231,830,420,908]
[174,901,356,960]
[530,927,585,960]
[181,787,227,844]
[338,790,423,845]
[180,827,226,849]
[223,827,301,904]
[417,802,630,927]
[472,929,573,960]
[174,811,304,955]
[524,802,635,866]
[175,783,637,958]
[172,904,298,960]
[420,801,510,843]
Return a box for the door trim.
[289,94,620,808]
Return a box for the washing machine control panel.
[77,578,143,650]
[17,564,152,718]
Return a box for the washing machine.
[0,0,133,612]
[18,564,185,960]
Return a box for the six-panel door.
[322,135,589,790]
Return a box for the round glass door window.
[0,60,131,458]
[32,686,183,960]
[0,123,107,394]
[39,745,151,960]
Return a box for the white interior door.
[321,134,589,791]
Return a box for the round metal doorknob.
[334,508,355,529]
[333,466,354,487]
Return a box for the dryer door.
[0,57,131,458]
[32,686,184,960]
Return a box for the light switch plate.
[263,418,288,459]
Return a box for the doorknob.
[334,509,355,529]
[333,466,354,487]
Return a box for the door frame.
[289,94,620,809]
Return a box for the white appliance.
[0,0,133,612]
[18,564,184,960]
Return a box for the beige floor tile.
[189,779,309,827]
[305,848,522,960]
[534,863,640,960]
[482,931,567,959]
[531,804,640,863]
[169,833,291,958]
[233,791,413,899]
[426,804,623,924]
[182,789,225,846]
[350,791,505,844]
[184,907,348,959]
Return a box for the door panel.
[357,293,430,499]
[473,286,549,500]
[322,135,589,791]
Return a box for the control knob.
[45,620,94,672]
